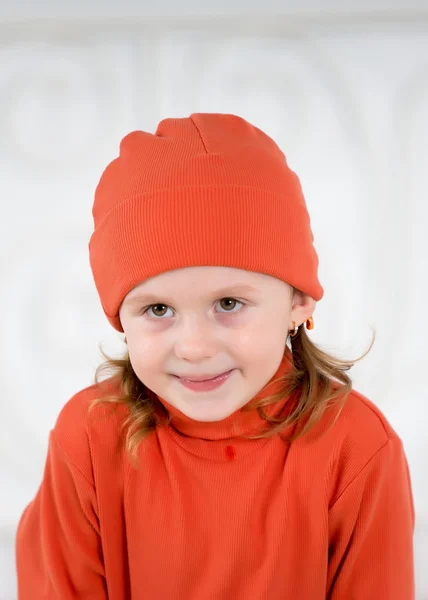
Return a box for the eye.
[142,298,244,319]
[143,304,173,318]
[216,298,243,313]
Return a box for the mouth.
[174,370,234,382]
[173,369,236,392]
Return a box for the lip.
[173,369,235,392]
[175,370,234,382]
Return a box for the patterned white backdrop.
[0,3,427,598]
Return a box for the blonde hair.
[90,310,375,468]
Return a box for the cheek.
[127,337,165,377]
[233,319,289,357]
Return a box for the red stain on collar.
[225,445,236,461]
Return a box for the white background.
[0,1,427,598]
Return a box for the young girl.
[15,113,415,599]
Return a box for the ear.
[290,289,316,328]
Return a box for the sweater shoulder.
[314,386,405,505]
[52,377,129,481]
[335,386,400,448]
[303,384,401,452]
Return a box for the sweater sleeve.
[327,435,415,599]
[15,430,108,599]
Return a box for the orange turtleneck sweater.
[15,351,415,599]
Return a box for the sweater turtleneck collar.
[153,347,296,460]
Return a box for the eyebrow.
[126,284,259,304]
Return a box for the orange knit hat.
[89,113,323,332]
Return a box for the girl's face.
[119,266,315,422]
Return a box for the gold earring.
[289,321,299,337]
[289,317,315,338]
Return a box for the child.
[15,113,415,599]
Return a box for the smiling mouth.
[174,370,234,382]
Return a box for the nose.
[174,316,219,361]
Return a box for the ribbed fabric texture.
[15,350,415,599]
[88,113,323,332]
